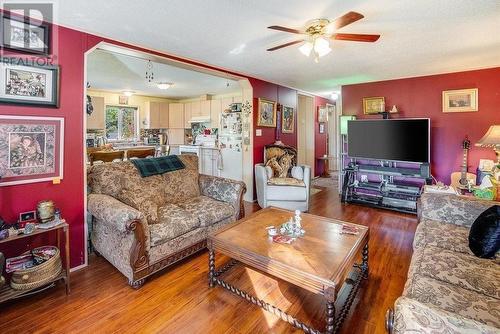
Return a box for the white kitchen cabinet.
[200,148,220,177]
[159,102,169,128]
[210,99,222,128]
[221,97,233,112]
[200,100,211,118]
[184,102,192,128]
[168,128,185,145]
[191,101,201,117]
[232,95,243,103]
[169,103,184,128]
[144,101,169,129]
[87,96,105,129]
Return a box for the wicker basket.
[10,246,62,291]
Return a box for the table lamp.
[476,125,500,164]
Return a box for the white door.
[297,94,315,176]
[327,103,339,171]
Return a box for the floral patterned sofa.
[87,155,246,288]
[386,193,500,333]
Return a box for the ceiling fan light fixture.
[122,90,135,97]
[157,82,173,90]
[313,36,331,57]
[299,41,313,57]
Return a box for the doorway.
[327,103,340,171]
[297,94,315,176]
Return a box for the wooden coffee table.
[208,207,369,334]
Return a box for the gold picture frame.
[318,106,328,122]
[257,98,277,127]
[363,97,385,115]
[442,88,478,113]
[281,105,294,133]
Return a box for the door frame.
[297,93,315,176]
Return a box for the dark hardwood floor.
[0,185,417,334]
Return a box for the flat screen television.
[347,119,430,163]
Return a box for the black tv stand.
[341,161,431,215]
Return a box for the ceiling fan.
[267,11,380,62]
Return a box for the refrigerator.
[218,110,243,181]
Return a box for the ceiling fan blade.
[267,40,304,51]
[329,11,364,30]
[267,25,304,34]
[331,33,380,42]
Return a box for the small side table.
[0,222,70,303]
[317,156,331,178]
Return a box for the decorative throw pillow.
[265,157,283,178]
[278,154,293,178]
[291,166,304,180]
[468,205,500,258]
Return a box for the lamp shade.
[476,125,500,147]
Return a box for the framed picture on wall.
[257,98,277,127]
[281,106,294,133]
[318,106,328,122]
[363,97,385,114]
[0,115,64,186]
[0,58,60,107]
[319,123,325,134]
[1,14,51,55]
[119,95,129,105]
[442,88,478,113]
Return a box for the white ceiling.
[87,49,241,98]
[55,0,500,97]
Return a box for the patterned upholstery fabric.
[408,246,500,299]
[403,274,500,327]
[177,196,234,227]
[393,297,499,334]
[198,174,246,220]
[392,193,500,333]
[149,217,233,263]
[87,155,245,284]
[149,203,200,247]
[419,193,494,227]
[413,218,472,255]
[267,177,306,187]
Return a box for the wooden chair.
[89,150,125,166]
[126,148,156,159]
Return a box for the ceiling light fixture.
[330,92,339,100]
[157,82,173,90]
[122,90,135,97]
[299,35,331,63]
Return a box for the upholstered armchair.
[255,144,311,212]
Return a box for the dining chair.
[89,150,125,166]
[126,148,156,159]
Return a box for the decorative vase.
[37,200,55,223]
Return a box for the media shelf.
[341,161,431,215]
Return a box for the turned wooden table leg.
[64,225,71,294]
[326,301,335,334]
[208,249,215,288]
[362,243,369,279]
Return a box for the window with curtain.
[105,105,138,140]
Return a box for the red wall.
[0,22,331,268]
[0,27,86,267]
[342,67,500,184]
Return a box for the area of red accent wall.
[0,26,86,267]
[342,67,500,184]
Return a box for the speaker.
[420,164,430,178]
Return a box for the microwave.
[230,103,242,112]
